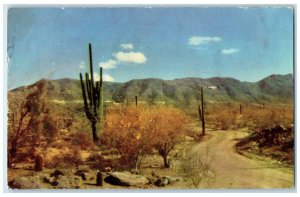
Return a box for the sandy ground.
[192,129,294,189]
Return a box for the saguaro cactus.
[198,87,205,136]
[240,104,243,114]
[79,43,103,145]
[135,95,138,107]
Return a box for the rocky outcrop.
[54,176,82,189]
[104,171,149,187]
[8,175,49,189]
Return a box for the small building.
[207,85,218,90]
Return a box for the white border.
[1,1,299,196]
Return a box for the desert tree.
[103,105,189,170]
[8,81,46,166]
[103,106,152,170]
[143,106,189,168]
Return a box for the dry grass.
[44,146,83,168]
[205,103,293,130]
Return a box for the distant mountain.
[9,74,294,106]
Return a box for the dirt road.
[192,130,294,189]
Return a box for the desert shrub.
[242,105,294,129]
[103,106,151,169]
[206,103,238,130]
[71,131,95,150]
[103,105,189,170]
[42,113,59,144]
[179,147,215,188]
[7,82,46,166]
[215,110,236,130]
[141,106,189,168]
[205,103,293,130]
[87,152,119,171]
[44,147,83,168]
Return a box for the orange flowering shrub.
[103,106,151,169]
[141,107,189,168]
[103,105,189,169]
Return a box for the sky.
[7,7,294,89]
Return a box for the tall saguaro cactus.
[79,43,103,145]
[240,104,243,114]
[198,87,205,136]
[135,95,138,107]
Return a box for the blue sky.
[7,7,294,89]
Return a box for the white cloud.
[103,74,114,82]
[222,48,239,55]
[120,43,134,50]
[188,36,222,45]
[98,59,117,69]
[78,61,85,69]
[93,72,100,81]
[113,51,147,64]
[92,73,114,82]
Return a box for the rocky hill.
[9,74,294,105]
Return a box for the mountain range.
[9,74,294,105]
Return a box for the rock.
[154,176,183,187]
[103,167,112,172]
[164,176,183,184]
[130,169,139,175]
[9,176,43,189]
[39,174,52,184]
[55,176,82,189]
[104,171,149,187]
[50,169,64,178]
[74,170,90,181]
[154,177,169,187]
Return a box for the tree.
[8,81,46,166]
[103,105,189,170]
[103,106,152,170]
[144,107,188,168]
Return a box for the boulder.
[164,176,183,184]
[154,177,169,187]
[154,176,183,187]
[75,170,88,180]
[104,171,149,187]
[54,176,82,189]
[50,169,64,178]
[74,170,93,181]
[9,176,43,189]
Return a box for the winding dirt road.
[192,130,294,189]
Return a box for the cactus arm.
[99,67,104,117]
[200,87,205,135]
[80,73,89,115]
[85,73,91,105]
[88,43,95,107]
[95,81,100,108]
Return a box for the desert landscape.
[6,7,294,190]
